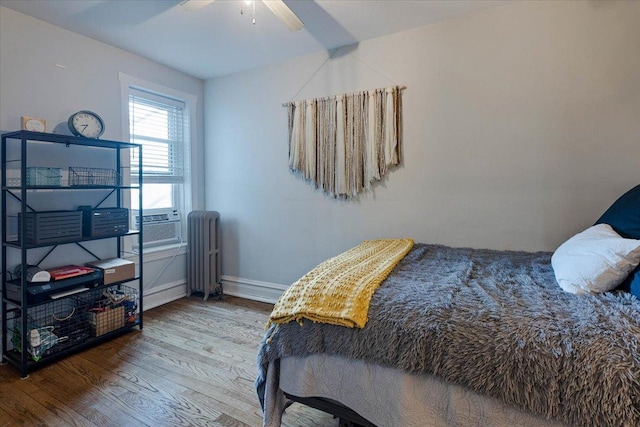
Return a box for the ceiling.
[0,0,511,80]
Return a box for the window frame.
[119,73,197,251]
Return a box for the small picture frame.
[21,116,47,132]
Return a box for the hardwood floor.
[0,296,338,427]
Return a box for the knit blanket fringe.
[268,238,414,329]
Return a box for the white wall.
[204,0,640,292]
[0,7,205,316]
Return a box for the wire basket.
[10,291,92,361]
[69,167,120,186]
[26,167,62,186]
[8,285,138,361]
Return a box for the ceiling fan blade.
[180,0,215,12]
[262,0,304,31]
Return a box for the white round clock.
[68,110,105,139]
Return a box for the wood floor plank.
[75,341,231,426]
[59,343,232,427]
[0,406,14,427]
[0,296,338,427]
[12,367,128,427]
[2,376,99,427]
[93,326,266,424]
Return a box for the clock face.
[68,110,104,138]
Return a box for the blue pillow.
[595,184,640,239]
[616,264,640,298]
[596,184,640,296]
[630,271,640,299]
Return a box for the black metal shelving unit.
[1,130,143,377]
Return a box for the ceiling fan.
[180,0,304,31]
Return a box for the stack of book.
[47,265,95,281]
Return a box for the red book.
[47,265,95,281]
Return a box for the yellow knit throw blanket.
[268,238,414,329]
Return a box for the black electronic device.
[18,210,83,244]
[6,268,103,304]
[79,207,129,238]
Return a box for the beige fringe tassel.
[288,85,403,198]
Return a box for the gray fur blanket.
[256,244,640,426]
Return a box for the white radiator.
[187,211,222,301]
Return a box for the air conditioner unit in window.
[133,208,181,247]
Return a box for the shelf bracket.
[6,190,37,213]
[33,246,58,267]
[95,189,116,209]
[75,242,101,260]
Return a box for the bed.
[256,185,640,427]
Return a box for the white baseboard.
[221,275,287,304]
[144,280,187,311]
[141,276,288,308]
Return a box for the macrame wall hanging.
[285,85,405,199]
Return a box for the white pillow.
[551,223,640,294]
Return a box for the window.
[120,73,196,248]
[129,88,186,212]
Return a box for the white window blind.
[129,88,185,185]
